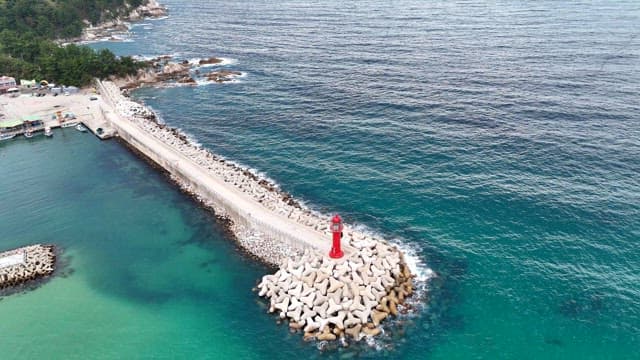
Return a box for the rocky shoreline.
[61,0,168,45]
[112,56,243,90]
[0,245,56,290]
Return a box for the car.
[89,96,98,101]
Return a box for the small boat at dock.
[45,127,53,137]
[0,133,15,141]
[76,124,88,132]
[24,130,33,139]
[60,121,79,128]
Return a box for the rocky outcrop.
[113,56,242,88]
[160,62,191,78]
[129,0,168,20]
[206,71,242,83]
[199,57,223,65]
[65,1,168,44]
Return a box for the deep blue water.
[3,0,639,358]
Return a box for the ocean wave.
[173,128,202,148]
[146,15,169,21]
[132,52,182,61]
[130,22,152,28]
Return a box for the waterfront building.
[20,79,36,88]
[0,119,25,134]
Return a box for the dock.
[0,92,116,141]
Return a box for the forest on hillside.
[0,0,145,86]
[0,0,145,39]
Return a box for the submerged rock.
[199,57,223,65]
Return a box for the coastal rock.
[199,57,223,65]
[162,62,190,76]
[206,71,242,83]
[177,76,197,85]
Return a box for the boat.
[76,124,88,132]
[24,130,33,139]
[0,133,15,141]
[45,127,53,137]
[61,121,79,128]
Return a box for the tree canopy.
[0,0,145,86]
[0,0,145,39]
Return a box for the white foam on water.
[346,223,435,283]
[110,35,134,42]
[221,160,280,188]
[130,22,152,28]
[218,57,236,66]
[133,54,161,61]
[173,127,202,148]
[194,72,245,86]
[147,16,169,21]
[146,105,165,124]
[195,78,216,86]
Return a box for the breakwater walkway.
[97,80,353,263]
[95,79,417,343]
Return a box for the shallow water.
[2,0,639,358]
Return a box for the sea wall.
[96,80,330,265]
[0,245,56,289]
[96,79,394,258]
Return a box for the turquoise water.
[3,0,640,358]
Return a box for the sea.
[1,0,638,359]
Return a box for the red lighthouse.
[329,214,344,259]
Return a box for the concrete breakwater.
[0,245,56,289]
[97,79,339,265]
[95,79,417,341]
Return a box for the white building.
[0,76,17,94]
